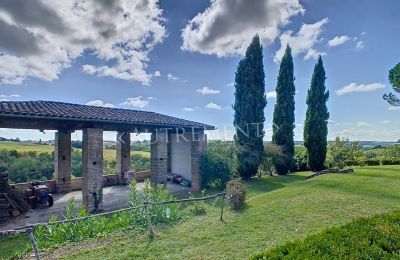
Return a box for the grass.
[2,165,400,259]
[0,141,150,161]
[253,211,400,259]
[0,234,30,260]
[42,165,400,259]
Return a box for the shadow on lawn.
[244,174,307,198]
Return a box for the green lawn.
[0,141,150,161]
[32,165,400,259]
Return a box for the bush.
[201,141,236,188]
[291,146,308,172]
[252,211,400,259]
[225,179,246,211]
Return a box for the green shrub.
[225,179,246,211]
[200,141,236,188]
[252,211,400,259]
[188,190,207,216]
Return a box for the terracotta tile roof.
[0,101,214,130]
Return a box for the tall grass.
[33,180,185,249]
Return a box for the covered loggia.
[0,100,213,212]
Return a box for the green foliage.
[131,154,150,171]
[291,146,308,172]
[130,179,183,225]
[326,137,361,169]
[233,35,267,179]
[272,45,296,175]
[252,211,400,259]
[188,190,208,216]
[200,141,236,188]
[0,150,54,183]
[259,143,287,176]
[304,56,329,171]
[33,180,183,250]
[225,179,247,211]
[0,148,150,182]
[383,63,400,106]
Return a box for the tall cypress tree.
[304,56,329,171]
[272,45,295,175]
[233,35,267,179]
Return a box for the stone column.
[191,130,207,192]
[116,131,131,184]
[82,128,104,212]
[54,130,72,193]
[150,129,169,185]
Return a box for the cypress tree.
[233,35,267,179]
[272,45,295,175]
[304,56,329,171]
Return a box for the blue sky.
[0,0,399,141]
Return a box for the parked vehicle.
[26,182,54,208]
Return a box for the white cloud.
[336,82,385,95]
[153,71,161,77]
[358,121,371,127]
[274,18,329,62]
[356,41,364,50]
[183,107,195,112]
[167,73,179,80]
[182,0,304,57]
[0,94,21,101]
[328,35,350,47]
[226,82,234,87]
[266,91,277,99]
[0,0,166,85]
[86,100,115,108]
[120,96,150,108]
[388,106,400,111]
[380,120,391,124]
[196,86,220,95]
[206,102,222,110]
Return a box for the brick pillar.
[191,130,207,192]
[54,130,71,193]
[82,128,104,212]
[116,131,131,184]
[150,129,169,185]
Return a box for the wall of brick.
[191,131,207,192]
[150,129,169,185]
[54,131,72,193]
[82,128,104,212]
[116,131,131,184]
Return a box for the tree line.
[233,35,329,179]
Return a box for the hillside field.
[0,141,150,161]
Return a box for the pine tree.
[304,56,329,171]
[233,35,267,179]
[272,45,295,175]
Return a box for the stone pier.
[82,128,104,212]
[150,129,169,185]
[54,130,72,193]
[116,131,131,184]
[190,130,206,192]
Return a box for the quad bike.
[26,182,54,209]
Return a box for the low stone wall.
[10,180,57,193]
[133,171,151,182]
[10,174,121,193]
[9,172,151,193]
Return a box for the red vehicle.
[26,182,54,208]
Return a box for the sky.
[0,0,399,142]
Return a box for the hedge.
[252,211,400,259]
